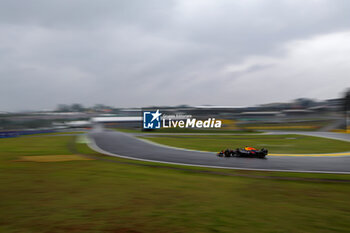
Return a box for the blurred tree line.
[56,103,114,112]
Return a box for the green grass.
[139,134,350,154]
[114,128,259,134]
[1,135,350,232]
[239,120,332,131]
[0,136,73,158]
[21,131,86,137]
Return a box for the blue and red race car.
[217,146,268,158]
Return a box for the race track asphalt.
[89,129,350,174]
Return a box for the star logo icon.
[150,109,162,122]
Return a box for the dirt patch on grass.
[16,154,94,162]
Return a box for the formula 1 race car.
[217,146,268,158]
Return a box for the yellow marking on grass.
[16,155,94,162]
[331,129,350,134]
[220,119,238,129]
[245,126,316,130]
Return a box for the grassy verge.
[1,135,350,232]
[239,120,332,131]
[21,131,86,137]
[139,134,350,154]
[114,128,259,134]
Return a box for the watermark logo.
[143,109,162,129]
[143,109,222,129]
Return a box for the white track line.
[136,136,350,157]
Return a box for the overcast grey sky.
[1,0,350,111]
